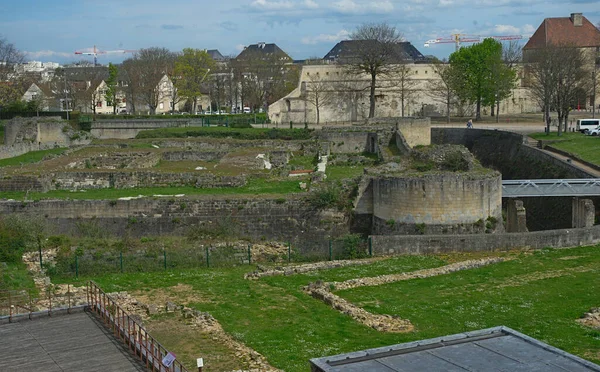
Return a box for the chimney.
[570,13,583,27]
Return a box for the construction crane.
[424,34,523,52]
[74,45,136,66]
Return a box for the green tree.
[449,38,508,120]
[174,48,215,113]
[105,63,119,114]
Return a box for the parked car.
[577,118,600,133]
[243,107,251,114]
[585,125,600,136]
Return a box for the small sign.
[162,352,176,367]
[197,358,204,368]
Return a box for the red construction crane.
[74,45,137,66]
[424,34,523,52]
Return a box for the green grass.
[56,254,446,371]
[338,246,600,365]
[136,127,313,141]
[288,155,316,169]
[52,247,600,371]
[1,177,304,201]
[0,261,37,292]
[326,165,366,181]
[0,148,68,168]
[529,131,600,165]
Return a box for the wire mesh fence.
[45,237,372,278]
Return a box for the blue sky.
[1,0,599,65]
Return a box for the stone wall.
[432,128,599,231]
[90,119,196,139]
[0,197,350,246]
[0,117,91,159]
[370,225,600,255]
[318,131,369,154]
[161,151,228,162]
[396,118,431,147]
[369,173,503,233]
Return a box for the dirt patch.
[111,292,281,372]
[558,256,584,260]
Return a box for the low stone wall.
[48,171,247,190]
[90,120,193,139]
[161,151,228,162]
[0,197,350,246]
[370,225,600,255]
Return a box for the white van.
[576,118,600,133]
[243,107,251,114]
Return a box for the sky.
[1,0,599,65]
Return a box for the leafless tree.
[301,73,335,124]
[527,44,589,135]
[393,64,418,117]
[122,47,176,114]
[333,72,369,122]
[427,61,459,123]
[0,36,25,81]
[347,23,403,118]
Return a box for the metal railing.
[502,179,600,197]
[0,286,77,322]
[87,281,188,372]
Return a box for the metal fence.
[47,238,372,278]
[0,286,78,322]
[87,281,188,372]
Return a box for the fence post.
[329,240,333,261]
[368,236,373,257]
[75,255,79,278]
[206,247,210,268]
[163,250,167,270]
[39,242,43,269]
[288,242,291,263]
[120,252,123,273]
[247,244,252,265]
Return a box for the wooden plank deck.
[0,310,145,372]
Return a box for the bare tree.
[394,64,418,117]
[428,61,459,123]
[347,23,403,118]
[301,73,335,124]
[334,72,368,122]
[123,47,176,114]
[527,44,589,135]
[0,36,25,81]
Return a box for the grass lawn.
[50,246,600,371]
[136,127,313,141]
[0,261,37,292]
[0,148,68,168]
[0,177,304,201]
[529,131,600,165]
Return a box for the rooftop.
[0,308,145,372]
[524,13,600,49]
[310,326,600,372]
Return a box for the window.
[97,101,102,108]
[425,70,428,74]
[415,70,418,74]
[159,103,164,109]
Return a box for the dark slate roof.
[0,308,145,371]
[524,14,600,49]
[236,42,291,61]
[323,40,427,64]
[207,49,226,61]
[310,326,600,372]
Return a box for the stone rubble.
[578,308,600,329]
[244,258,378,280]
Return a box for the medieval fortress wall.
[269,64,538,124]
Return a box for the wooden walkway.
[0,310,145,372]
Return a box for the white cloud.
[24,50,73,58]
[522,24,536,34]
[331,0,394,14]
[301,29,350,44]
[493,24,521,35]
[304,0,319,8]
[251,0,295,10]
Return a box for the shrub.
[307,184,341,209]
[441,151,470,172]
